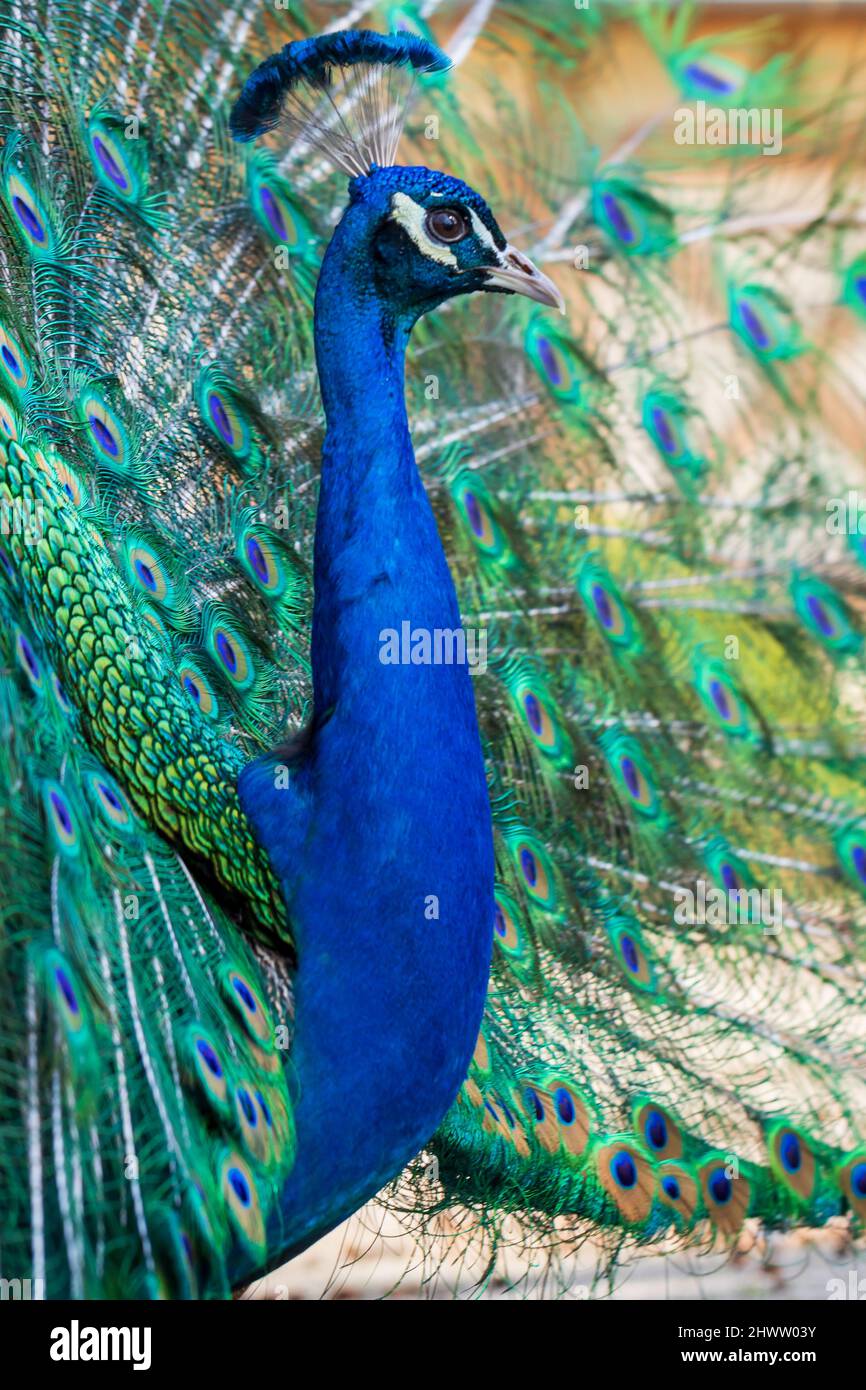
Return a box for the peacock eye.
[425,206,469,245]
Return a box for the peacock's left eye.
[425,207,469,244]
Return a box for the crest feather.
[230,29,451,176]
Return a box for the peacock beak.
[483,244,566,314]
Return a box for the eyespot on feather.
[85,770,134,834]
[697,1153,751,1235]
[87,114,147,203]
[767,1123,816,1202]
[206,619,254,691]
[505,828,558,913]
[178,660,220,721]
[833,821,866,899]
[601,729,663,821]
[123,539,174,606]
[183,1026,230,1116]
[234,1082,273,1165]
[607,917,656,993]
[577,556,637,649]
[692,653,754,736]
[594,1137,656,1223]
[42,949,90,1041]
[525,313,587,405]
[77,388,130,470]
[237,527,287,598]
[219,1150,267,1256]
[492,888,533,973]
[0,320,32,394]
[657,1161,699,1223]
[42,779,81,858]
[221,966,274,1048]
[836,1150,866,1221]
[15,627,43,690]
[5,171,54,257]
[633,1100,683,1159]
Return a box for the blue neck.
[240,196,494,1259]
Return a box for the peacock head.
[231,30,563,324]
[339,162,563,322]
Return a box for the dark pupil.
[428,208,465,243]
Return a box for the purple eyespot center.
[1,343,21,377]
[259,186,288,240]
[651,405,677,454]
[520,847,537,886]
[50,790,73,836]
[216,630,237,673]
[55,966,79,1014]
[246,536,269,582]
[88,413,119,457]
[196,1038,222,1077]
[13,195,46,243]
[524,691,543,735]
[602,193,635,244]
[464,490,484,537]
[208,393,235,446]
[232,976,257,1013]
[708,1167,732,1204]
[554,1087,575,1125]
[738,300,769,349]
[621,933,640,973]
[806,594,835,636]
[92,135,129,191]
[683,62,736,95]
[612,1150,637,1188]
[135,558,157,592]
[708,678,732,720]
[535,335,562,386]
[591,583,614,628]
[621,755,641,798]
[228,1167,251,1207]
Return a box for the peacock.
[1,0,866,1301]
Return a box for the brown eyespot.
[425,207,469,245]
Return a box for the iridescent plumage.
[1,1,866,1300]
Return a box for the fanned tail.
[2,0,866,1297]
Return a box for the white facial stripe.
[467,207,501,262]
[390,191,457,268]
